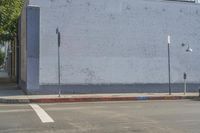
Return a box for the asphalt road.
[0,100,200,133]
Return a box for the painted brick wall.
[29,0,200,86]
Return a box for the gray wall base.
[26,83,200,95]
[18,80,27,94]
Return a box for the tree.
[0,0,24,42]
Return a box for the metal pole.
[168,36,171,95]
[184,78,186,95]
[56,28,61,97]
[183,72,187,95]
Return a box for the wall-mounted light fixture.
[181,43,193,52]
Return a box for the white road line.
[29,104,54,123]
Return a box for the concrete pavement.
[0,100,200,133]
[0,70,8,78]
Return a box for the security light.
[186,45,193,52]
[182,43,193,52]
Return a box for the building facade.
[19,0,200,94]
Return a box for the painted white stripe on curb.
[29,104,54,123]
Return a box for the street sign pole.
[56,28,61,97]
[168,35,171,95]
[184,72,187,95]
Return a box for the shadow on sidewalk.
[0,78,25,97]
[191,97,200,101]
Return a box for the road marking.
[29,104,54,123]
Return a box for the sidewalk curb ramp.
[0,95,199,104]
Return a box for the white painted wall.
[30,0,200,85]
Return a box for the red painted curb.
[29,96,196,103]
[30,97,137,103]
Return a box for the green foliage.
[0,50,5,66]
[0,0,24,41]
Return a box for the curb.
[0,95,198,104]
[29,96,198,103]
[0,98,30,104]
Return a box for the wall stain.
[86,2,91,6]
[126,5,131,10]
[110,14,115,20]
[81,68,96,83]
[162,8,166,12]
[66,0,72,4]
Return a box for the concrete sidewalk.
[0,91,199,104]
[0,78,199,104]
[0,70,8,78]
